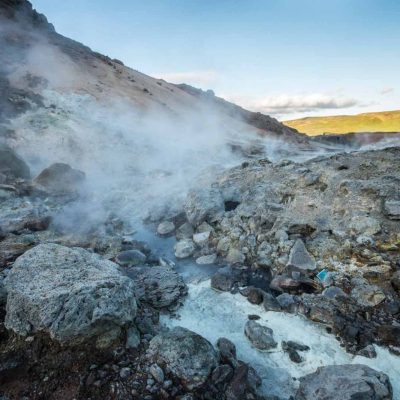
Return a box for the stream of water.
[135,228,400,399]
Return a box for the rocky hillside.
[0,0,307,145]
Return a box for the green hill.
[283,110,400,136]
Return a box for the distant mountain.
[283,110,400,135]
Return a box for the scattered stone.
[157,221,175,236]
[149,364,164,383]
[116,249,146,266]
[246,287,264,305]
[262,292,281,311]
[193,231,210,246]
[217,337,237,367]
[296,364,392,400]
[286,239,316,274]
[126,326,141,349]
[226,248,245,264]
[357,344,377,358]
[212,364,233,385]
[174,239,195,258]
[351,283,386,307]
[276,293,300,313]
[127,266,187,309]
[147,327,218,390]
[384,200,400,220]
[196,254,217,265]
[4,244,137,344]
[211,266,247,292]
[176,222,194,240]
[244,320,277,351]
[349,216,381,236]
[185,187,224,226]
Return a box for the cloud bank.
[229,93,358,116]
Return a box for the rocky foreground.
[0,143,399,399]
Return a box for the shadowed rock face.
[4,244,137,345]
[296,364,392,400]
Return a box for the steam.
[2,16,397,235]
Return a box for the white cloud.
[154,70,218,86]
[233,93,358,114]
[380,87,394,95]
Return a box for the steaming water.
[161,280,400,399]
[136,229,400,399]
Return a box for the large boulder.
[296,364,392,400]
[147,327,218,389]
[185,187,224,226]
[126,265,187,309]
[4,244,137,345]
[0,143,30,180]
[33,163,85,195]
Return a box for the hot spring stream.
[135,228,400,399]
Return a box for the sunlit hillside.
[283,109,400,135]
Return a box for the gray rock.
[322,286,347,299]
[157,221,175,236]
[226,248,245,265]
[196,254,217,265]
[33,163,85,195]
[244,320,277,351]
[351,283,386,307]
[127,266,187,309]
[174,239,195,258]
[116,249,146,266]
[149,364,165,383]
[286,239,316,274]
[193,231,210,246]
[176,222,194,240]
[357,344,377,359]
[0,143,30,180]
[5,244,137,344]
[296,364,392,400]
[126,326,141,349]
[349,216,381,236]
[276,293,300,313]
[262,292,281,312]
[384,200,400,220]
[211,266,247,292]
[212,364,233,385]
[147,327,218,390]
[217,337,237,367]
[185,187,224,226]
[391,271,400,292]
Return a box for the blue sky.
[31,0,399,120]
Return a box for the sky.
[31,0,400,120]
